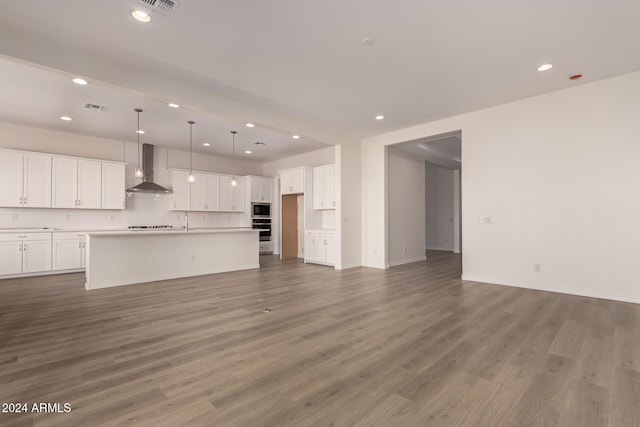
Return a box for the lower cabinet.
[52,232,86,270]
[0,233,52,275]
[304,230,336,266]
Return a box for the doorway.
[281,194,300,260]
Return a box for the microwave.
[252,203,271,218]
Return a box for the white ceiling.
[0,1,639,154]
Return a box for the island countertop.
[84,228,255,236]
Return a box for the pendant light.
[188,120,195,183]
[231,130,238,186]
[134,108,143,178]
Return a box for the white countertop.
[0,228,54,233]
[85,228,256,236]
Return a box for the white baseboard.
[426,246,454,251]
[461,274,640,305]
[388,256,427,268]
[336,262,361,270]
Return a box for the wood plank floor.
[1,254,639,426]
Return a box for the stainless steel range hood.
[126,143,171,193]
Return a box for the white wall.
[425,163,455,251]
[337,142,361,269]
[261,146,335,177]
[362,70,640,304]
[387,149,426,266]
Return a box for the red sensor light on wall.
[569,74,583,81]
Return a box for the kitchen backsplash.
[0,193,249,230]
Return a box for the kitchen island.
[84,228,259,290]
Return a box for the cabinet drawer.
[325,231,336,238]
[53,232,87,240]
[314,230,326,237]
[0,232,52,242]
[305,230,315,236]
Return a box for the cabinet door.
[231,177,245,212]
[250,178,262,202]
[291,169,304,193]
[0,151,23,207]
[52,239,83,270]
[304,235,316,262]
[22,240,51,273]
[102,163,125,210]
[0,241,22,275]
[80,239,86,268]
[315,235,326,263]
[171,171,191,211]
[52,157,78,208]
[280,172,293,194]
[23,154,52,208]
[219,175,233,211]
[77,160,102,209]
[323,164,335,209]
[325,235,336,265]
[205,174,220,211]
[313,167,324,209]
[190,173,207,211]
[261,178,273,203]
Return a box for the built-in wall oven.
[252,203,273,253]
[252,218,272,242]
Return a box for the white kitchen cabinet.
[313,164,336,210]
[0,232,52,275]
[249,176,273,203]
[0,150,51,208]
[102,162,125,210]
[52,232,86,270]
[0,241,23,275]
[171,170,191,211]
[219,175,245,212]
[304,230,336,266]
[52,157,102,209]
[280,168,304,195]
[190,173,220,211]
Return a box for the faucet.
[184,212,189,232]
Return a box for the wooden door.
[281,194,298,259]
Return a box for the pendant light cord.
[137,110,141,171]
[232,131,237,176]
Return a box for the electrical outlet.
[64,214,70,221]
[403,247,407,253]
[191,255,196,262]
[109,215,115,221]
[11,213,18,221]
[533,263,541,273]
[479,216,493,224]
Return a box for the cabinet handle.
[18,235,27,238]
[321,201,324,207]
[23,243,27,251]
[79,242,82,248]
[122,201,125,208]
[18,244,22,252]
[332,201,336,206]
[289,186,293,191]
[174,203,176,208]
[23,197,27,205]
[19,197,23,204]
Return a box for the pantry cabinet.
[0,150,51,208]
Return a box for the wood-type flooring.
[1,254,639,426]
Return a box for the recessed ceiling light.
[537,64,553,71]
[72,78,88,85]
[245,150,252,154]
[168,103,179,108]
[203,142,210,147]
[136,130,145,134]
[292,135,300,139]
[375,115,384,120]
[60,116,72,121]
[246,123,255,128]
[131,10,151,23]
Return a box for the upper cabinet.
[52,157,101,209]
[0,150,51,208]
[101,162,125,210]
[190,173,220,211]
[170,169,244,212]
[219,176,245,212]
[313,164,336,210]
[249,176,273,203]
[0,149,123,210]
[280,168,305,195]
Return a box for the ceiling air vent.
[84,103,108,112]
[135,0,180,16]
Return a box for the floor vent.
[262,307,275,313]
